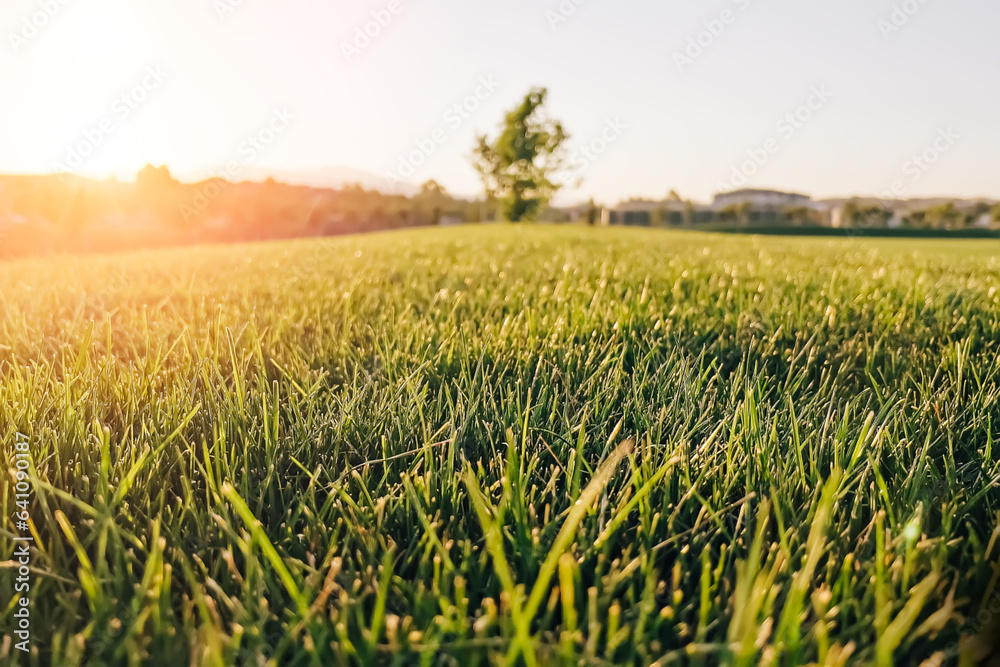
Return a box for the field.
[2,225,1000,665]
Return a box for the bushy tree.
[719,202,752,225]
[136,164,178,190]
[924,202,964,229]
[471,88,568,222]
[843,201,891,228]
[784,206,813,226]
[415,180,448,225]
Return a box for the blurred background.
[1,0,998,257]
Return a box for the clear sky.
[1,0,997,204]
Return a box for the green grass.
[2,225,1000,665]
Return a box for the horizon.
[1,169,996,210]
[2,0,998,205]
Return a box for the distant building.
[601,198,699,227]
[830,207,844,228]
[710,189,835,226]
[712,189,811,209]
[602,189,833,227]
[564,203,599,224]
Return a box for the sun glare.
[40,10,166,179]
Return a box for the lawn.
[2,225,999,665]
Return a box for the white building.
[601,189,840,227]
[712,189,812,210]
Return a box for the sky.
[1,0,997,204]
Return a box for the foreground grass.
[2,225,1000,665]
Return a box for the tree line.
[0,170,487,258]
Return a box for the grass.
[2,224,1000,665]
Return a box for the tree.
[784,206,813,226]
[683,201,696,226]
[585,198,599,226]
[842,200,891,228]
[471,88,568,222]
[415,180,448,225]
[136,164,178,191]
[135,164,184,229]
[905,209,929,228]
[720,202,752,226]
[654,206,667,227]
[924,202,963,229]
